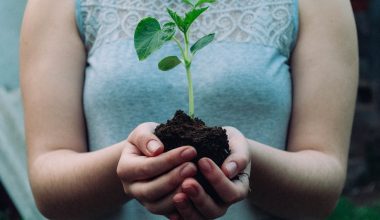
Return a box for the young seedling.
[134,0,216,119]
[134,0,231,203]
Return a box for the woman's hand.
[117,122,198,216]
[171,126,251,220]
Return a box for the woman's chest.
[83,41,292,128]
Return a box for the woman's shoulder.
[296,0,356,46]
[24,0,76,18]
[22,0,78,37]
[298,0,354,20]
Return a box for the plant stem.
[184,32,190,59]
[172,37,185,59]
[183,31,194,118]
[186,65,194,119]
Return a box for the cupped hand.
[126,122,164,157]
[172,126,252,220]
[117,122,198,215]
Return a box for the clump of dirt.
[155,110,230,202]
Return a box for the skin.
[171,0,358,219]
[20,0,358,219]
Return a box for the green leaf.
[167,7,208,33]
[190,33,215,55]
[158,56,182,71]
[134,17,176,60]
[182,0,196,6]
[183,7,208,32]
[167,8,185,32]
[195,0,216,8]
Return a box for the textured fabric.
[77,0,297,56]
[76,0,298,219]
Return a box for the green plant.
[328,197,380,220]
[134,0,216,119]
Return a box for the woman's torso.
[76,0,298,219]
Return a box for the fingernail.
[226,162,237,178]
[174,199,187,209]
[180,164,196,178]
[147,140,161,154]
[180,148,196,160]
[200,159,212,173]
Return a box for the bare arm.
[21,2,199,218]
[170,1,358,219]
[248,0,358,219]
[20,0,128,218]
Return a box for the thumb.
[128,122,164,156]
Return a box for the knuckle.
[168,174,180,189]
[223,125,236,131]
[116,162,132,180]
[209,171,224,183]
[132,122,161,152]
[129,123,150,142]
[144,122,159,128]
[138,164,153,179]
[136,123,148,131]
[198,198,206,207]
[138,122,157,134]
[223,126,239,135]
[134,125,147,139]
[116,165,125,179]
[226,190,245,204]
[239,157,249,168]
[127,128,138,142]
[166,151,180,166]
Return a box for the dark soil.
[154,110,230,202]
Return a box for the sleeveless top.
[76,0,299,219]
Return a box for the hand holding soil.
[117,122,198,216]
[171,126,252,219]
[117,122,251,218]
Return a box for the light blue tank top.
[76,0,299,219]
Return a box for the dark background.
[345,0,380,202]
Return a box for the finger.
[221,147,250,179]
[167,213,181,220]
[173,192,204,220]
[140,187,183,215]
[181,179,227,219]
[128,122,164,156]
[118,146,197,181]
[222,127,251,179]
[129,162,197,202]
[199,158,249,204]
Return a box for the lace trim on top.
[77,0,298,57]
